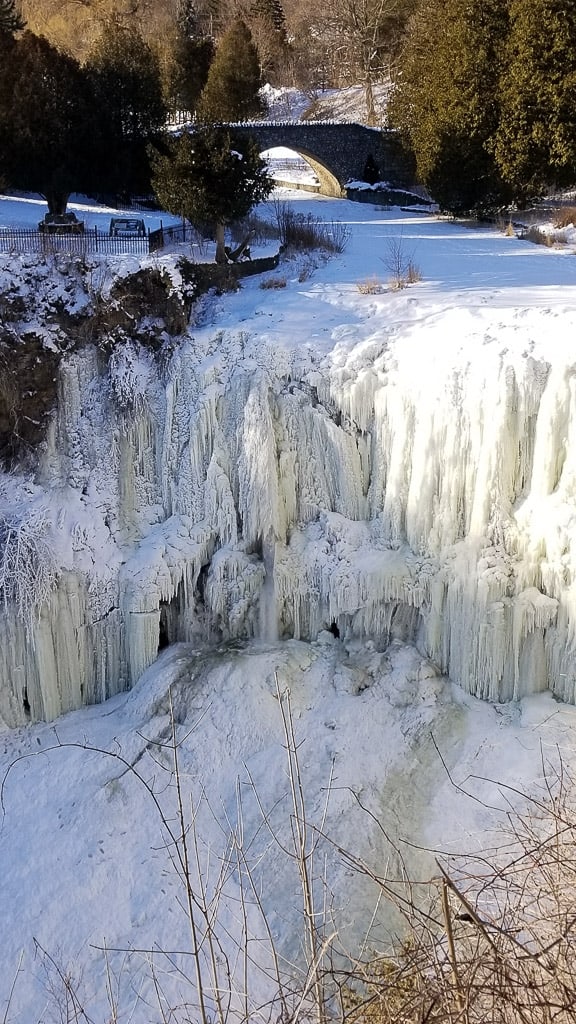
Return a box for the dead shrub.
[406,261,422,284]
[273,200,350,253]
[297,256,319,282]
[381,231,422,290]
[231,214,280,246]
[496,215,516,236]
[552,206,576,229]
[340,755,576,1024]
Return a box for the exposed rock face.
[0,260,191,466]
[0,334,60,465]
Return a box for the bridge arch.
[262,145,342,197]
[228,121,415,198]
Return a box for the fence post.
[94,225,98,253]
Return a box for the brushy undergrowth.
[230,214,280,246]
[3,700,576,1024]
[519,224,567,247]
[274,200,350,253]
[552,206,576,229]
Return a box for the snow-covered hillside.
[2,189,576,1020]
[262,83,391,125]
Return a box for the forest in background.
[3,0,576,217]
[18,0,415,116]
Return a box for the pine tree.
[85,25,167,198]
[0,0,24,35]
[197,19,264,122]
[495,0,576,201]
[168,33,214,117]
[389,0,510,213]
[0,31,93,212]
[151,126,272,261]
[166,0,214,119]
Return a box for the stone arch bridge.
[228,121,415,197]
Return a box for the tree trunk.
[45,192,70,215]
[365,76,376,126]
[215,222,227,263]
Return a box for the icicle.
[4,317,576,720]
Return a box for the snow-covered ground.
[0,192,182,232]
[2,188,576,1020]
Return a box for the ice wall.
[1,319,576,724]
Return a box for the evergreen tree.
[0,31,93,213]
[389,0,510,213]
[0,0,24,36]
[168,33,215,116]
[151,126,272,261]
[85,25,167,198]
[197,19,264,121]
[166,1,214,119]
[494,0,576,202]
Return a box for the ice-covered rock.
[1,302,575,725]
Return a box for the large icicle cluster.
[1,307,576,724]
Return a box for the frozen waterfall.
[1,315,575,725]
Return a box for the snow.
[1,187,576,1019]
[261,83,391,125]
[0,191,181,232]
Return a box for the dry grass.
[387,262,423,290]
[496,216,516,236]
[552,206,576,229]
[406,261,422,284]
[357,276,385,294]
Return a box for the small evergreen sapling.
[151,127,273,263]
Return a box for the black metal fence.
[0,222,195,257]
[148,221,196,252]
